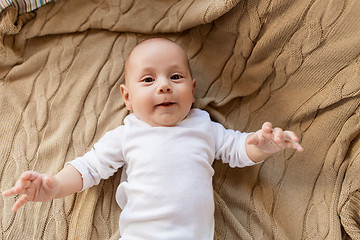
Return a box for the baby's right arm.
[2,164,82,212]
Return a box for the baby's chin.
[141,114,188,127]
[147,118,182,127]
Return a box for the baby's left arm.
[245,122,304,163]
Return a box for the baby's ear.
[120,84,132,111]
[192,79,196,90]
[192,79,196,102]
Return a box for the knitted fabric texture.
[1,0,359,239]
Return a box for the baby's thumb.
[43,176,57,189]
[246,133,259,145]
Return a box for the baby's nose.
[159,87,172,93]
[157,79,173,93]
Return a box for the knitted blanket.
[1,0,359,239]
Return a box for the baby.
[2,38,303,239]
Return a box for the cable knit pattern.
[1,0,360,239]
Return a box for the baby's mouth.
[156,102,175,107]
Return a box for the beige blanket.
[1,0,360,239]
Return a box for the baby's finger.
[20,171,40,182]
[10,179,32,195]
[12,195,29,212]
[2,172,37,197]
[283,130,299,142]
[286,140,304,152]
[293,142,304,152]
[2,181,26,197]
[273,127,284,142]
[2,188,16,197]
[262,122,273,133]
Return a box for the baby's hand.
[246,122,304,154]
[2,171,60,212]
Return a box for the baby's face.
[120,39,196,127]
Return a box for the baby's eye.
[170,74,182,80]
[143,77,154,83]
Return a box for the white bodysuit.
[68,108,256,239]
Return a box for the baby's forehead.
[137,38,179,48]
[130,38,184,58]
[125,38,189,69]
